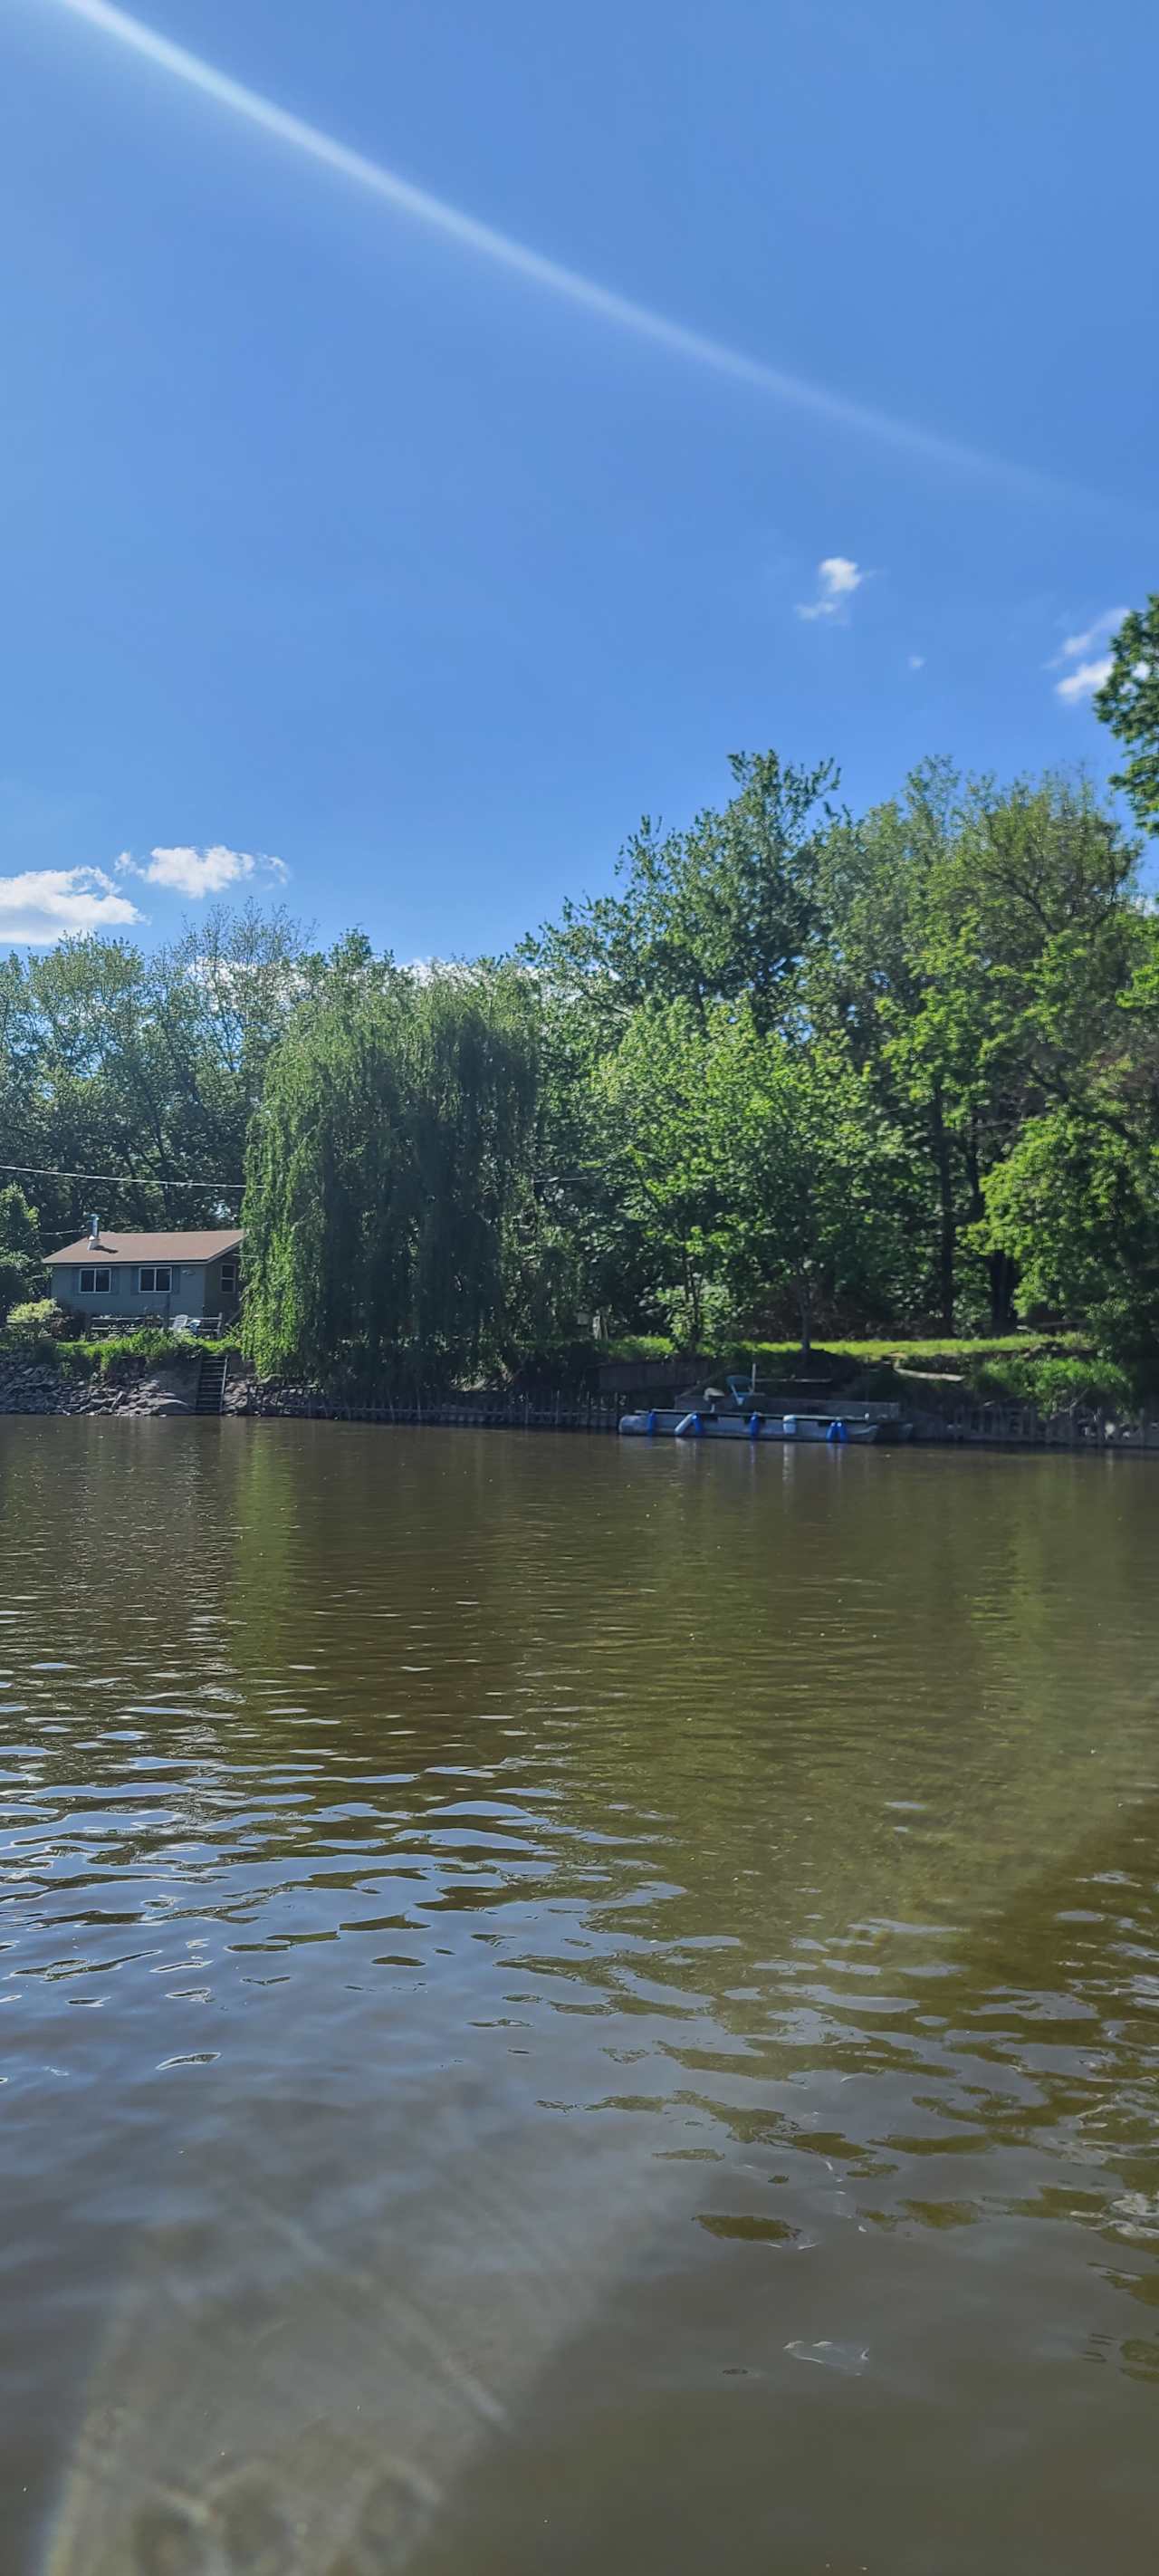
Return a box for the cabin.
[47,1223,243,1331]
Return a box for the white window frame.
[139,1265,172,1294]
[79,1265,110,1295]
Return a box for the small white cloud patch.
[0,867,143,947]
[819,556,861,597]
[125,844,288,899]
[797,556,865,621]
[1053,607,1128,665]
[1049,608,1127,702]
[1055,656,1114,704]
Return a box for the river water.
[2,1419,1158,2572]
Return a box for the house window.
[139,1266,172,1294]
[79,1267,110,1295]
[220,1261,237,1294]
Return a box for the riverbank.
[4,1352,1159,1450]
[0,1352,208,1418]
[0,1355,620,1431]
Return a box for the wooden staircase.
[195,1352,229,1416]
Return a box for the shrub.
[4,1300,59,1351]
[970,1351,1136,1413]
[56,1344,96,1378]
[0,1253,29,1324]
[85,1330,187,1379]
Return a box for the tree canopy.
[4,733,1158,1379]
[0,1185,43,1323]
[0,904,308,1243]
[242,963,540,1379]
[1096,594,1159,836]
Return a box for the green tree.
[595,1001,905,1353]
[0,1184,43,1323]
[0,905,309,1246]
[981,1111,1159,1379]
[2,737,1155,1375]
[1095,595,1159,835]
[526,751,837,1035]
[814,762,963,1327]
[140,904,313,1204]
[701,1014,905,1353]
[242,962,540,1379]
[817,764,1141,1328]
[596,1003,722,1346]
[526,747,841,1341]
[979,906,1159,1371]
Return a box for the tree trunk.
[963,1121,1018,1331]
[931,1083,956,1331]
[988,1249,1018,1332]
[684,1249,703,1350]
[798,1274,812,1359]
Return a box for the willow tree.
[242,963,540,1379]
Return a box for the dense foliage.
[0,904,310,1241]
[1097,592,1159,836]
[0,1186,43,1322]
[4,658,1159,1380]
[242,957,541,1379]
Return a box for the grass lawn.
[602,1331,1139,1413]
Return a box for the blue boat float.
[618,1376,909,1444]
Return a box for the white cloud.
[0,866,143,947]
[797,555,865,621]
[1055,655,1113,705]
[908,653,925,670]
[402,956,492,985]
[124,843,288,899]
[819,556,861,597]
[1053,606,1128,665]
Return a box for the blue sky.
[1,0,1154,953]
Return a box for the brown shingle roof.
[49,1229,243,1266]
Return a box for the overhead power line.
[0,1159,244,1190]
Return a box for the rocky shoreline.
[0,1356,250,1418]
[0,1359,618,1430]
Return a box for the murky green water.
[3,1420,1158,2573]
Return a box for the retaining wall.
[5,1360,1159,1452]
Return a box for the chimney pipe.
[89,1214,100,1247]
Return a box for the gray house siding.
[50,1262,241,1324]
[200,1254,242,1322]
[51,1263,205,1320]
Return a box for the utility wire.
[1,1156,618,1197]
[0,1159,243,1190]
[2,1156,604,1189]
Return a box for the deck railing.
[78,1312,226,1341]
